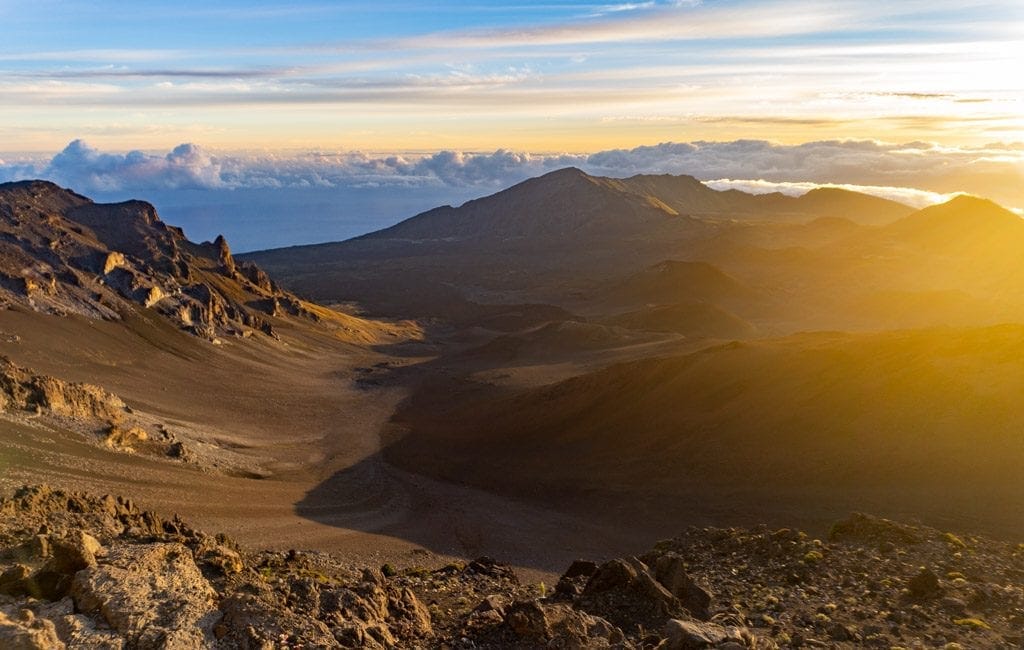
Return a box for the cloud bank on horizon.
[3,138,1021,251]
[2,139,1021,211]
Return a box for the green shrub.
[943,532,967,549]
[803,550,824,563]
[953,618,990,630]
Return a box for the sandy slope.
[386,325,1024,544]
[0,306,653,582]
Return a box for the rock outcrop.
[0,180,322,340]
[72,542,220,648]
[0,356,125,423]
[1,356,198,461]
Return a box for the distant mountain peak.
[360,165,684,243]
[936,193,1008,212]
[901,193,1019,225]
[626,172,703,184]
[542,166,589,178]
[801,187,859,198]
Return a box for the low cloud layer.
[702,178,962,209]
[3,138,1021,207]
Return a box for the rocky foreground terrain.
[0,486,1021,649]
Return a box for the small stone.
[474,595,506,617]
[908,567,941,600]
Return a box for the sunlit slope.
[837,196,1024,324]
[870,196,1024,292]
[693,195,1024,330]
[388,325,1024,498]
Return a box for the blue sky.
[0,1,1021,249]
[1,0,1020,151]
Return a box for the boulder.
[71,542,219,649]
[197,543,244,576]
[218,591,337,649]
[213,234,236,276]
[103,425,149,451]
[24,530,105,599]
[0,357,125,423]
[466,556,519,581]
[143,285,164,308]
[651,553,713,620]
[578,557,684,631]
[0,610,65,650]
[102,252,126,275]
[557,559,600,597]
[36,597,125,649]
[504,600,625,649]
[389,586,433,638]
[659,618,747,649]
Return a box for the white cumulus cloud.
[43,139,224,191]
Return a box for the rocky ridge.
[0,180,322,340]
[1,485,1022,649]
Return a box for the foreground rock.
[72,542,220,647]
[1,486,1022,648]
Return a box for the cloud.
[1,1,1017,154]
[588,2,657,17]
[702,178,963,208]
[2,139,1021,213]
[399,1,853,50]
[42,140,224,191]
[581,140,1024,204]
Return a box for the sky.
[0,0,1022,249]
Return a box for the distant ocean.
[88,185,482,253]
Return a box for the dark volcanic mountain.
[359,169,913,244]
[616,174,912,224]
[246,168,1024,339]
[245,169,916,327]
[357,167,686,243]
